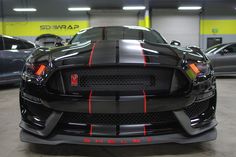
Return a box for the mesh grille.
[64,67,163,91]
[47,67,175,94]
[61,112,176,125]
[185,100,210,118]
[79,75,155,89]
[47,66,190,96]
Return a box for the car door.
[0,36,6,79]
[212,44,236,73]
[1,37,30,79]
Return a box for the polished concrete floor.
[0,77,236,157]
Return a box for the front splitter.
[20,128,216,146]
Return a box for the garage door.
[90,10,138,27]
[152,9,200,47]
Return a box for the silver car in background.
[0,35,35,85]
[205,43,236,76]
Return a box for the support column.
[144,9,150,28]
[138,0,151,28]
[0,0,4,34]
[144,0,150,28]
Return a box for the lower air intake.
[61,112,176,125]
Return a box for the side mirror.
[66,38,72,45]
[170,40,181,46]
[55,41,65,47]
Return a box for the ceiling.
[1,0,236,18]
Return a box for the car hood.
[30,40,205,67]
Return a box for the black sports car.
[19,26,217,145]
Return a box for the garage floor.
[0,78,236,157]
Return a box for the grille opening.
[47,66,189,96]
[56,112,181,137]
[79,75,156,88]
[56,122,182,137]
[20,97,52,129]
[60,112,176,125]
[185,100,210,119]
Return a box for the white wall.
[90,10,138,27]
[152,9,200,47]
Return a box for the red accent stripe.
[88,90,92,114]
[89,124,93,136]
[140,43,147,67]
[88,90,93,136]
[143,90,147,136]
[144,125,147,136]
[143,90,147,113]
[88,43,96,66]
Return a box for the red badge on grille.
[71,74,78,87]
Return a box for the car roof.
[0,35,36,48]
[35,34,63,41]
[216,42,236,47]
[80,26,151,32]
[0,34,33,43]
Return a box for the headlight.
[186,62,210,80]
[24,62,47,77]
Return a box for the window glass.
[205,44,225,54]
[106,27,124,40]
[0,36,3,50]
[71,28,103,43]
[23,41,35,49]
[106,27,141,40]
[124,29,141,40]
[3,37,27,50]
[71,27,166,44]
[143,30,166,44]
[225,44,236,54]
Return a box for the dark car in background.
[20,26,217,145]
[0,35,35,85]
[205,43,236,76]
[35,34,64,48]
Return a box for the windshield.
[70,27,167,44]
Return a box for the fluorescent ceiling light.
[178,6,202,10]
[123,6,146,10]
[13,8,37,12]
[68,7,91,11]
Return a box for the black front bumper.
[20,128,217,145]
[19,91,217,145]
[19,65,217,145]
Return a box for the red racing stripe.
[88,90,93,136]
[144,125,147,136]
[88,90,92,114]
[143,90,147,113]
[89,124,93,136]
[143,90,147,136]
[88,43,96,66]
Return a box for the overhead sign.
[40,24,80,31]
[2,20,89,36]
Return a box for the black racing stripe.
[91,40,117,65]
[92,95,144,113]
[116,40,119,64]
[119,40,145,64]
[102,27,105,40]
[92,125,116,136]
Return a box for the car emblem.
[71,74,79,86]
